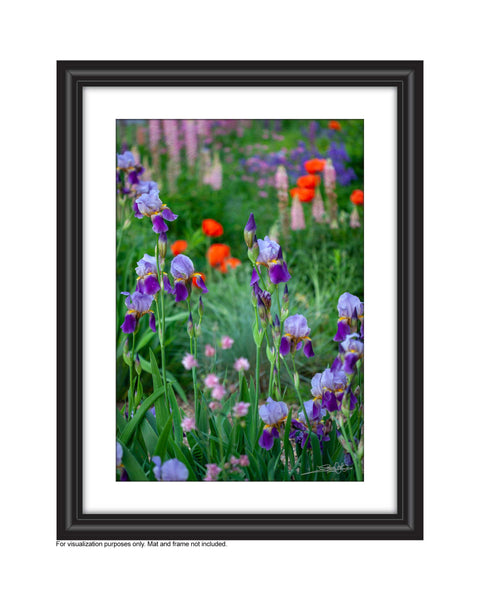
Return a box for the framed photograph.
[57,61,423,540]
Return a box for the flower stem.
[128,330,136,419]
[187,297,198,417]
[281,354,312,433]
[338,419,362,481]
[155,240,169,412]
[254,304,262,404]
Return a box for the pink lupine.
[290,195,306,230]
[183,120,197,170]
[350,206,361,228]
[163,119,180,192]
[208,153,223,190]
[149,119,161,151]
[312,189,326,223]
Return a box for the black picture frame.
[57,60,423,540]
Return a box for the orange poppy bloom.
[171,239,188,256]
[207,243,231,269]
[193,272,207,289]
[225,257,241,269]
[328,120,341,131]
[350,190,364,206]
[304,158,326,174]
[202,218,224,237]
[297,174,320,189]
[289,187,315,203]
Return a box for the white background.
[1,1,478,599]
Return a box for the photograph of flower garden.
[116,119,364,482]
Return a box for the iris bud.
[244,213,257,249]
[158,231,167,259]
[134,353,142,375]
[187,313,194,338]
[283,284,289,308]
[123,340,132,367]
[247,238,259,264]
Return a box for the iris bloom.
[258,397,288,450]
[170,254,208,302]
[311,365,348,412]
[152,456,189,481]
[134,189,178,233]
[334,292,364,341]
[279,314,314,357]
[117,150,145,186]
[340,333,364,375]
[311,363,357,412]
[251,236,291,285]
[290,400,330,449]
[135,180,158,195]
[135,254,170,295]
[120,291,156,334]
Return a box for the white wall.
[1,1,477,598]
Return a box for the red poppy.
[350,190,364,206]
[297,174,320,189]
[289,187,315,203]
[193,272,207,289]
[328,120,341,131]
[171,239,188,256]
[304,158,326,174]
[225,257,241,269]
[207,243,231,270]
[202,218,224,237]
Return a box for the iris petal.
[161,207,178,222]
[174,281,189,302]
[303,340,315,358]
[121,313,136,334]
[269,262,291,284]
[144,275,160,295]
[151,214,168,233]
[149,312,156,332]
[279,336,291,356]
[333,319,350,342]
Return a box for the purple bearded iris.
[258,397,289,450]
[170,254,208,302]
[116,150,145,186]
[135,254,173,295]
[334,292,364,341]
[135,180,158,195]
[152,456,189,481]
[290,400,330,449]
[251,236,291,285]
[134,189,178,233]
[120,291,156,334]
[340,333,364,375]
[311,362,357,412]
[279,314,314,357]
